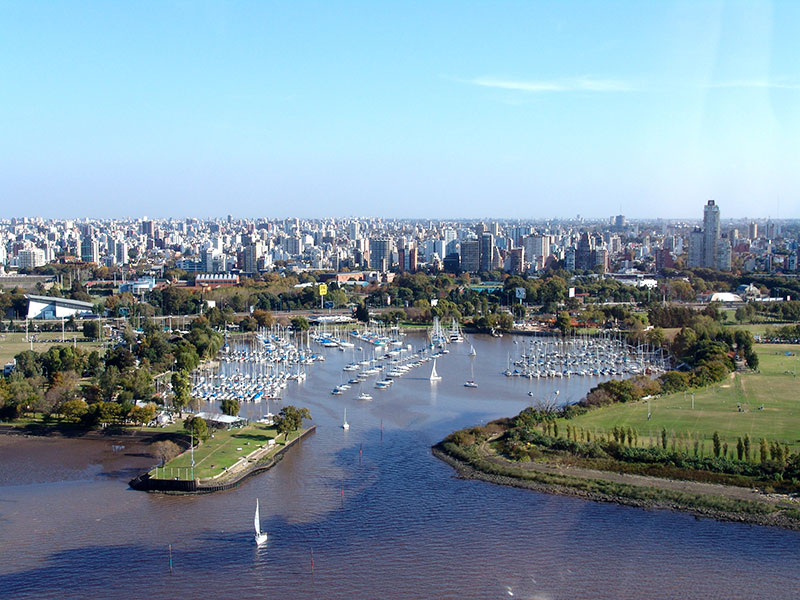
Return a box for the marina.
[2,332,798,600]
[504,332,667,379]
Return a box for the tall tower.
[703,200,720,268]
[480,233,495,272]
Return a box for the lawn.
[559,344,800,451]
[0,331,106,366]
[151,422,302,481]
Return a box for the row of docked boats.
[503,334,667,379]
[331,344,449,399]
[190,327,325,402]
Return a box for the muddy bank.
[0,423,188,446]
[432,444,800,531]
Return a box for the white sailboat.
[464,360,477,388]
[254,499,268,546]
[342,408,350,430]
[430,359,442,382]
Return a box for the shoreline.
[432,443,800,531]
[0,423,190,446]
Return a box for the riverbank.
[129,425,315,494]
[0,422,189,445]
[433,441,800,531]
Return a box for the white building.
[26,294,95,320]
[18,248,46,269]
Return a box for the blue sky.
[2,1,799,219]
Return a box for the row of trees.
[502,413,800,485]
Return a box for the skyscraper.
[703,200,720,269]
[688,228,704,268]
[369,238,392,271]
[460,239,480,272]
[576,232,594,270]
[479,233,494,272]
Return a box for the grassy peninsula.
[436,344,800,529]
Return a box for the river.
[1,333,798,599]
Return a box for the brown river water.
[1,333,798,599]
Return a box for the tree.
[274,405,312,441]
[712,431,721,458]
[744,434,751,461]
[130,402,157,425]
[60,398,89,421]
[220,398,240,417]
[184,415,208,442]
[290,316,310,332]
[759,437,769,464]
[150,440,181,465]
[556,312,572,336]
[252,309,275,328]
[83,320,100,339]
[354,302,370,322]
[171,370,191,417]
[736,437,744,460]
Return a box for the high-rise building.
[703,200,720,269]
[443,252,460,273]
[563,247,576,270]
[576,232,594,270]
[369,238,392,271]
[80,236,100,263]
[18,248,46,269]
[522,235,550,262]
[479,233,494,272]
[460,239,480,272]
[509,247,524,274]
[241,242,262,274]
[594,248,609,274]
[688,228,704,267]
[716,235,732,271]
[115,240,129,265]
[686,200,728,270]
[748,221,758,240]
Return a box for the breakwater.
[129,425,316,494]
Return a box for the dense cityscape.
[4,202,799,283]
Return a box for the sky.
[2,1,799,220]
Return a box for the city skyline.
[2,2,800,219]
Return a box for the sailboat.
[464,360,477,388]
[254,499,268,546]
[430,359,442,382]
[342,408,350,430]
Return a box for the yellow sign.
[318,283,328,296]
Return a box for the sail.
[430,359,440,380]
[254,499,261,536]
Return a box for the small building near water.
[194,411,247,430]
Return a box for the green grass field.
[0,331,106,366]
[559,344,800,451]
[151,422,301,481]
